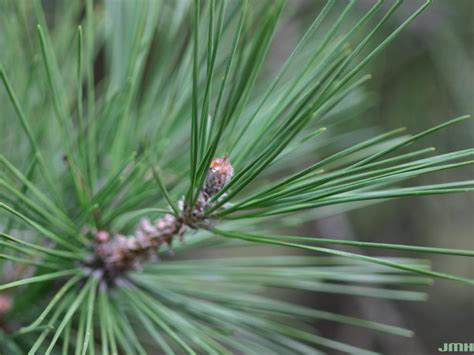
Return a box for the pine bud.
[204,155,234,196]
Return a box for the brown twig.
[87,156,234,285]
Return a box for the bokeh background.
[283,1,473,354]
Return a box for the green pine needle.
[0,0,472,353]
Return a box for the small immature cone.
[94,230,110,243]
[0,295,12,314]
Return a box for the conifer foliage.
[0,0,472,353]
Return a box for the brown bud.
[204,155,234,196]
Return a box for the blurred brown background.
[283,1,474,354]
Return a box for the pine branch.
[88,157,234,283]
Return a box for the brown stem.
[88,156,234,285]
